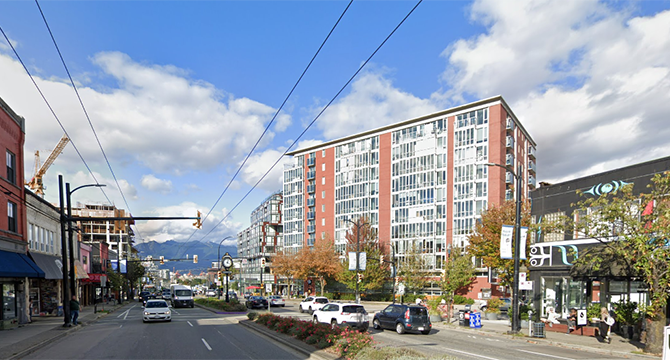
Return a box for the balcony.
[306,198,315,207]
[307,225,315,234]
[505,153,514,166]
[306,157,316,167]
[529,146,537,159]
[506,136,514,149]
[307,212,315,220]
[506,117,515,131]
[505,172,514,184]
[307,185,315,193]
[528,175,537,188]
[505,189,513,201]
[528,160,537,173]
[306,171,316,180]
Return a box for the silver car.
[268,295,285,307]
[143,300,172,323]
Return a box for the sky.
[1,0,669,249]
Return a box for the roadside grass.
[352,346,457,360]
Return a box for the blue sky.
[1,0,669,247]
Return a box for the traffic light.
[357,273,363,283]
[260,257,266,267]
[160,256,164,264]
[193,210,202,229]
[193,255,198,264]
[380,254,384,263]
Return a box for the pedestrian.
[415,297,422,305]
[70,295,80,326]
[541,307,560,327]
[566,308,577,334]
[597,307,615,343]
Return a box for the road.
[272,299,646,360]
[24,302,305,360]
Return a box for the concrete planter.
[430,314,443,323]
[486,312,500,320]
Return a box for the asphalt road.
[273,299,644,360]
[23,302,305,360]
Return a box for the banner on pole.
[520,227,528,260]
[348,252,367,271]
[500,225,514,259]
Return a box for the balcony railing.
[307,185,315,193]
[306,157,316,167]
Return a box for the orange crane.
[26,134,70,196]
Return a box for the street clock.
[222,252,233,270]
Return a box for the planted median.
[194,298,247,312]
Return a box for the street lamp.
[218,236,234,300]
[58,175,106,327]
[345,218,368,304]
[484,162,523,334]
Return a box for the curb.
[238,319,339,360]
[432,321,657,359]
[6,303,125,360]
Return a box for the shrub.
[352,346,448,360]
[486,297,504,314]
[453,295,475,305]
[402,293,422,304]
[195,298,246,312]
[339,293,356,300]
[328,328,374,359]
[587,302,601,323]
[247,311,258,320]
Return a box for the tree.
[466,200,532,287]
[397,241,430,294]
[127,260,145,299]
[440,247,476,320]
[295,236,340,296]
[272,251,300,297]
[336,217,391,294]
[569,172,670,353]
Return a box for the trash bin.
[458,310,470,326]
[532,322,545,338]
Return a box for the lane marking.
[445,348,501,360]
[119,325,123,328]
[201,338,212,351]
[117,309,129,318]
[187,321,194,327]
[123,309,130,320]
[517,349,575,360]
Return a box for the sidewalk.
[433,317,656,359]
[0,301,127,360]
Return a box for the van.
[170,284,194,308]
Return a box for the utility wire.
[175,0,355,258]
[196,0,423,243]
[0,26,113,206]
[35,0,144,241]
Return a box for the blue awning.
[0,250,45,278]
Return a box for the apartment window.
[322,204,325,212]
[322,150,326,157]
[322,191,325,199]
[322,163,325,171]
[6,151,16,185]
[321,177,325,185]
[7,201,17,233]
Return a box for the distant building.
[237,191,282,295]
[283,95,536,297]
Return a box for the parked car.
[299,296,329,314]
[313,303,369,331]
[268,295,285,307]
[246,296,269,309]
[142,299,172,323]
[372,304,431,334]
[206,289,217,297]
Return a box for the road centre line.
[444,348,501,360]
[517,349,575,360]
[201,338,212,351]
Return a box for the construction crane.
[26,134,70,197]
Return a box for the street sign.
[265,283,272,293]
[577,309,587,326]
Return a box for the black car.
[372,304,432,335]
[246,296,268,309]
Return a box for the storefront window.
[541,277,586,318]
[3,283,16,320]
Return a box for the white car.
[206,289,217,297]
[143,299,172,323]
[313,303,369,331]
[299,296,329,314]
[268,295,285,307]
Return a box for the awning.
[74,260,89,279]
[29,252,64,280]
[0,250,45,278]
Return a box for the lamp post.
[218,236,234,300]
[345,218,368,304]
[484,162,523,334]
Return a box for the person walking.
[594,307,615,343]
[70,295,80,326]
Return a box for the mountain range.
[135,240,237,273]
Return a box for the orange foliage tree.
[295,235,340,296]
[271,251,300,297]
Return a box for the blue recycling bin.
[469,311,482,329]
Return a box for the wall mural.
[583,180,632,197]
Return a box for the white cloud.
[441,1,670,182]
[239,148,292,192]
[312,72,440,140]
[141,174,173,194]
[0,51,292,179]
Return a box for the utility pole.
[58,176,71,327]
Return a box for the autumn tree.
[295,235,340,296]
[466,200,532,287]
[397,241,430,294]
[568,172,670,354]
[336,217,391,294]
[271,250,300,297]
[440,247,476,320]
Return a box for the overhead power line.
[194,0,424,244]
[0,26,113,206]
[35,0,144,241]
[175,0,356,258]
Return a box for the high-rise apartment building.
[283,96,537,296]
